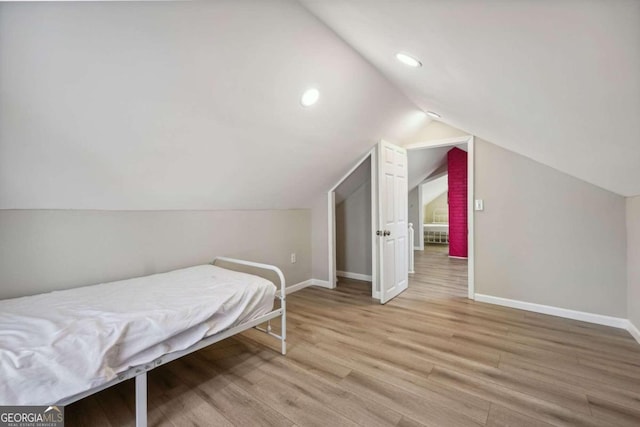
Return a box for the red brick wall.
[448,147,468,258]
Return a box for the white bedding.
[0,264,276,405]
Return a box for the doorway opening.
[406,135,474,299]
[334,155,373,292]
[327,150,377,298]
[327,136,474,304]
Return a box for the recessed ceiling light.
[300,88,320,107]
[426,111,441,119]
[396,52,422,67]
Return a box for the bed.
[0,257,286,427]
[424,207,449,244]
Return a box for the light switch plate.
[474,199,484,211]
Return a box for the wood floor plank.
[66,396,113,427]
[499,357,640,414]
[324,344,490,424]
[486,404,554,427]
[196,378,295,427]
[154,384,234,427]
[428,366,601,427]
[63,245,640,427]
[327,392,403,427]
[339,370,484,426]
[587,395,640,427]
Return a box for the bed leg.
[281,299,287,355]
[135,372,147,427]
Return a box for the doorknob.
[376,230,383,236]
[384,230,391,236]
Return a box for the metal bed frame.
[424,207,449,244]
[56,256,287,427]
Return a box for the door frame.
[417,169,448,250]
[327,148,379,299]
[405,135,475,300]
[327,135,475,301]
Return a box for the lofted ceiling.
[0,1,427,210]
[422,175,448,208]
[407,144,467,191]
[301,0,640,197]
[407,146,449,192]
[335,157,371,205]
[2,1,638,212]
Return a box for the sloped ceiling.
[335,157,370,205]
[301,0,640,196]
[407,143,468,191]
[0,1,427,210]
[422,175,448,208]
[407,146,449,192]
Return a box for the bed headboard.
[433,208,448,224]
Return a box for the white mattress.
[0,264,276,405]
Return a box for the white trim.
[337,271,373,282]
[311,279,332,289]
[370,147,379,299]
[413,246,421,250]
[328,148,377,299]
[404,134,475,300]
[628,320,640,344]
[467,136,475,300]
[475,294,629,329]
[329,150,375,193]
[328,191,336,289]
[405,136,473,151]
[328,149,374,292]
[417,180,425,250]
[286,279,313,295]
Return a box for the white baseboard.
[628,320,640,344]
[474,294,628,329]
[336,271,372,282]
[286,279,313,295]
[310,279,332,289]
[413,246,421,250]
[286,279,333,293]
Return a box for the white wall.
[424,192,448,224]
[408,187,420,245]
[0,209,310,300]
[475,139,627,317]
[314,121,628,319]
[628,196,640,328]
[0,1,427,297]
[0,1,424,211]
[311,195,329,281]
[336,181,372,276]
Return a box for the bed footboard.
[212,256,287,355]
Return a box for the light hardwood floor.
[67,245,640,426]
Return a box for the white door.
[376,140,408,304]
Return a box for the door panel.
[377,140,408,304]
